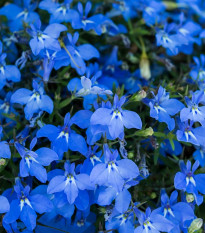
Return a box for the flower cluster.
[0,0,205,232]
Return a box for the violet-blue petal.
[117,159,139,179]
[0,196,10,213]
[20,205,37,231]
[122,110,142,129]
[10,88,32,105]
[35,147,58,166]
[37,124,59,141]
[47,175,66,194]
[68,133,87,155]
[77,44,100,60]
[30,194,53,214]
[30,162,47,183]
[0,141,11,159]
[115,189,131,213]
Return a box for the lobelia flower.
[180,92,205,126]
[0,91,17,124]
[15,137,58,183]
[71,2,97,31]
[144,86,184,131]
[10,80,53,120]
[37,111,91,157]
[41,50,57,82]
[0,126,11,159]
[39,0,78,24]
[176,120,200,145]
[74,72,113,97]
[108,0,138,21]
[54,32,100,75]
[190,55,205,82]
[105,189,135,233]
[47,161,94,204]
[0,0,40,32]
[3,180,53,231]
[174,160,205,205]
[134,207,174,233]
[90,94,142,139]
[152,190,195,233]
[27,19,67,56]
[90,144,139,192]
[142,1,165,26]
[68,63,112,110]
[155,22,187,56]
[0,41,21,90]
[193,145,205,167]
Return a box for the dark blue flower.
[0,41,21,90]
[39,0,78,24]
[0,0,40,32]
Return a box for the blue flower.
[10,80,53,120]
[0,0,40,32]
[152,190,195,232]
[55,32,100,75]
[71,2,96,31]
[160,139,182,158]
[0,41,21,90]
[47,161,93,204]
[67,63,112,109]
[108,0,138,21]
[37,111,90,157]
[39,0,78,24]
[0,91,17,123]
[176,120,200,145]
[134,207,174,233]
[105,189,134,233]
[180,92,205,126]
[15,138,58,183]
[0,126,11,159]
[193,146,205,167]
[3,180,53,231]
[142,1,165,26]
[174,160,205,205]
[190,55,205,82]
[144,86,184,131]
[27,19,67,56]
[91,94,142,139]
[90,144,139,192]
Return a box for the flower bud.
[0,159,6,166]
[133,90,147,102]
[140,53,151,80]
[188,218,203,233]
[136,127,154,137]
